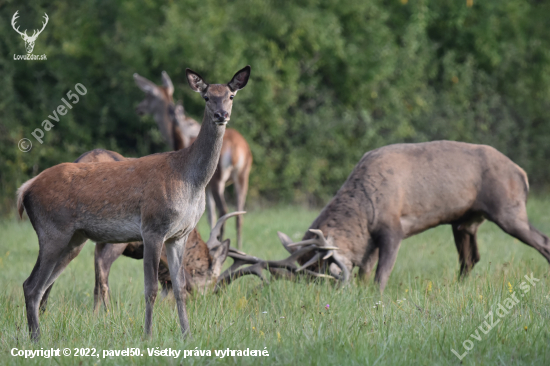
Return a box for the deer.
[16,65,251,341]
[11,11,48,54]
[80,149,245,312]
[269,141,550,292]
[134,71,253,250]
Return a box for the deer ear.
[161,71,174,96]
[228,65,251,91]
[133,73,162,97]
[186,69,208,93]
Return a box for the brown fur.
[134,71,253,249]
[37,149,229,313]
[18,66,251,341]
[279,141,550,291]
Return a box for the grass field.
[1,199,549,365]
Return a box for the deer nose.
[213,111,228,122]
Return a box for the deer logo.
[11,11,48,54]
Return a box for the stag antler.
[11,11,48,40]
[207,211,246,249]
[31,13,49,39]
[214,230,349,292]
[284,229,350,281]
[11,11,27,37]
[214,249,268,292]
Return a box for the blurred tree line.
[1,0,550,214]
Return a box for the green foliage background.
[1,0,550,213]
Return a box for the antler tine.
[207,211,246,248]
[38,13,49,34]
[331,254,351,282]
[11,11,27,37]
[302,270,338,279]
[214,259,267,293]
[287,229,338,250]
[226,250,262,264]
[228,247,246,256]
[286,238,320,248]
[265,244,319,270]
[271,229,348,282]
[295,252,323,272]
[308,229,329,246]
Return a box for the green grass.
[1,199,550,365]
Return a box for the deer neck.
[153,107,175,150]
[180,111,225,187]
[169,103,201,150]
[167,104,186,150]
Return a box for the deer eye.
[230,95,234,100]
[203,96,209,102]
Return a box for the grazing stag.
[17,65,251,340]
[275,141,550,291]
[11,11,49,54]
[134,71,253,249]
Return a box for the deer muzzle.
[213,111,229,125]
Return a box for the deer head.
[163,212,245,294]
[12,11,48,54]
[134,71,175,146]
[186,65,251,125]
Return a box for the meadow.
[1,199,549,365]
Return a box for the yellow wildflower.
[508,282,513,293]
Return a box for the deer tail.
[17,176,37,219]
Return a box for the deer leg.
[358,238,379,281]
[452,222,481,278]
[158,246,173,299]
[141,234,164,338]
[232,168,249,250]
[492,206,550,264]
[94,243,128,313]
[40,237,89,314]
[211,180,229,241]
[206,184,217,230]
[164,236,191,338]
[39,283,54,314]
[373,227,403,292]
[23,232,86,341]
